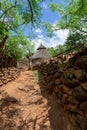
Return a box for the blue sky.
[24,0,69,49]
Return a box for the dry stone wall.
[0,52,17,68]
[38,47,87,130]
[0,68,20,86]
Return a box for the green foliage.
[25,41,35,60]
[56,44,66,54]
[0,22,8,41]
[50,0,87,33]
[65,31,87,52]
[47,44,66,57]
[48,31,87,57]
[5,34,35,61]
[43,22,54,37]
[0,0,46,40]
[0,0,43,58]
[47,47,58,57]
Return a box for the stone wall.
[0,53,17,68]
[38,47,87,130]
[0,67,20,86]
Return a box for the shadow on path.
[38,80,74,130]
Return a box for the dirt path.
[0,70,73,130]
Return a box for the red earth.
[0,70,73,130]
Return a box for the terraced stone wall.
[38,47,87,130]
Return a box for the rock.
[0,81,3,86]
[80,83,87,92]
[1,96,18,103]
[64,104,78,113]
[74,69,87,82]
[53,86,59,93]
[80,102,87,111]
[75,115,87,130]
[73,86,87,102]
[61,69,80,88]
[55,79,61,85]
[47,81,55,93]
[61,94,69,104]
[0,68,20,86]
[75,55,87,70]
[84,111,87,118]
[68,56,77,67]
[68,96,79,105]
[61,85,70,94]
[62,76,79,88]
[38,45,87,130]
[54,71,63,78]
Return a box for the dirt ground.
[0,70,73,130]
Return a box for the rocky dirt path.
[0,70,73,130]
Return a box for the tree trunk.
[0,35,8,49]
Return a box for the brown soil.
[0,70,73,130]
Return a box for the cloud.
[32,28,69,49]
[42,2,47,9]
[54,29,69,45]
[35,28,42,34]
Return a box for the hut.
[31,43,51,69]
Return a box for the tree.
[50,0,87,33]
[0,0,45,49]
[47,44,67,57]
[47,47,58,57]
[65,31,87,50]
[5,34,35,61]
[25,41,35,60]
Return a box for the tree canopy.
[2,34,35,61]
[50,0,87,33]
[0,0,45,49]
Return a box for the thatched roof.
[37,43,46,50]
[32,43,51,59]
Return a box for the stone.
[54,86,59,93]
[64,104,78,113]
[73,86,87,102]
[61,85,70,94]
[55,79,61,85]
[80,102,87,111]
[68,96,79,105]
[75,55,87,70]
[61,94,69,104]
[75,115,87,130]
[62,76,79,88]
[2,96,18,103]
[74,69,87,82]
[80,83,87,92]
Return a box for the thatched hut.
[31,43,51,69]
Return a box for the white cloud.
[35,28,42,34]
[42,2,47,9]
[32,29,69,50]
[54,29,69,44]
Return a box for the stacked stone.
[0,67,20,86]
[38,47,87,130]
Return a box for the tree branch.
[27,0,34,25]
[75,26,87,34]
[0,35,8,49]
[0,0,17,19]
[81,0,84,9]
